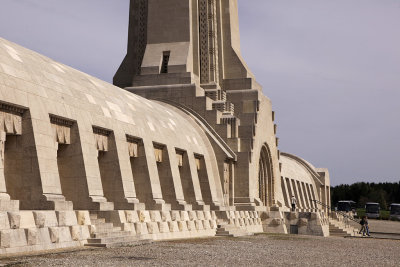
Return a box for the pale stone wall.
[0,37,225,212]
[0,0,332,255]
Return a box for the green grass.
[356,209,390,220]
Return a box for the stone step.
[90,213,98,220]
[87,234,137,244]
[216,233,234,237]
[93,230,132,238]
[329,229,347,233]
[329,223,353,237]
[85,239,152,248]
[216,225,253,237]
[93,223,114,233]
[216,230,231,235]
[91,218,106,225]
[329,229,348,233]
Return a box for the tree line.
[331,182,400,209]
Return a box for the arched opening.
[258,144,274,206]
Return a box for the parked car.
[365,202,380,219]
[389,203,400,220]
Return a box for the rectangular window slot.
[160,51,170,74]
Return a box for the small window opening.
[161,51,170,74]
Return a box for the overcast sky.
[0,0,399,186]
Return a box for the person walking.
[359,216,366,235]
[291,195,297,212]
[359,216,371,236]
[364,216,370,236]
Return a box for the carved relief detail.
[135,0,148,75]
[127,135,141,158]
[0,132,5,170]
[199,0,219,85]
[154,144,164,163]
[223,161,230,206]
[0,102,25,135]
[176,150,184,167]
[93,126,111,152]
[50,115,74,145]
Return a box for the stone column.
[281,177,291,208]
[69,117,113,210]
[292,179,303,209]
[187,151,206,209]
[142,138,169,210]
[113,131,139,206]
[302,182,311,210]
[229,161,235,206]
[299,182,309,209]
[321,185,326,212]
[166,144,191,210]
[203,154,224,208]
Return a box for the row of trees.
[331,182,400,209]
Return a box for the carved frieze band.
[0,102,25,116]
[50,115,74,127]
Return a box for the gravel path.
[1,234,399,267]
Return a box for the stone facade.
[0,0,331,254]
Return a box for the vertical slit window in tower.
[161,51,170,74]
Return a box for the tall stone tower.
[115,0,285,210]
[114,0,254,89]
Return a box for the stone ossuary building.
[0,0,331,254]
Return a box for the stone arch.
[258,144,274,206]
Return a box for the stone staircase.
[329,218,360,237]
[215,222,254,237]
[130,85,260,161]
[85,212,150,248]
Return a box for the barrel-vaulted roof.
[0,38,213,156]
[280,152,320,185]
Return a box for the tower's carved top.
[114,0,255,89]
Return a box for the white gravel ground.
[1,234,399,267]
